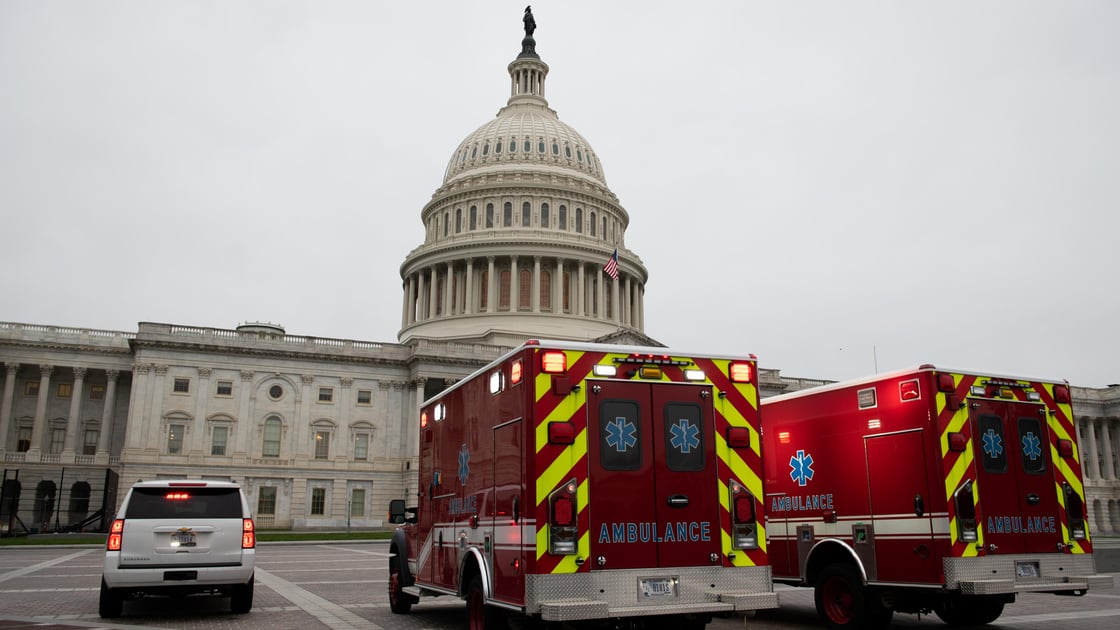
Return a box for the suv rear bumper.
[103,551,255,590]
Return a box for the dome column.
[487,257,497,312]
[427,267,438,320]
[611,276,621,324]
[465,259,475,315]
[444,262,453,316]
[532,256,541,313]
[510,256,520,312]
[555,259,565,314]
[415,272,426,322]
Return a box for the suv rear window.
[125,487,243,519]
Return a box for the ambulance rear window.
[599,400,642,471]
[1016,416,1047,475]
[663,403,705,472]
[977,414,1008,474]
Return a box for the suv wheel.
[99,578,123,618]
[231,576,254,614]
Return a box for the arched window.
[455,208,462,233]
[540,203,550,228]
[590,211,597,236]
[495,139,502,154]
[558,205,567,230]
[540,271,551,310]
[565,144,572,158]
[552,141,559,155]
[510,139,517,153]
[519,269,531,310]
[469,206,477,230]
[482,142,489,156]
[263,416,282,457]
[486,203,494,228]
[522,202,531,227]
[503,202,512,227]
[575,208,583,233]
[33,480,56,530]
[499,269,511,310]
[523,139,531,153]
[537,139,545,153]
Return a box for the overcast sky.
[2,1,1117,388]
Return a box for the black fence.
[1,468,118,536]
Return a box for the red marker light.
[541,351,567,373]
[511,360,523,384]
[729,362,752,383]
[165,492,191,500]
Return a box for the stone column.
[624,275,633,325]
[339,378,352,462]
[416,271,427,322]
[427,267,438,319]
[487,257,496,312]
[149,365,168,452]
[465,259,475,315]
[510,255,520,312]
[234,370,253,458]
[444,262,453,316]
[27,364,53,459]
[63,367,87,458]
[1084,418,1101,481]
[296,374,314,459]
[191,367,211,455]
[555,259,565,313]
[1101,417,1116,481]
[401,275,412,327]
[96,369,120,462]
[577,262,585,317]
[0,363,18,452]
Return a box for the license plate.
[639,577,678,598]
[172,531,196,547]
[1016,562,1039,578]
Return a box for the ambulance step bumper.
[717,591,780,611]
[959,574,1111,596]
[539,600,736,622]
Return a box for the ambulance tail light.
[728,362,752,383]
[1064,482,1087,540]
[729,480,758,550]
[107,519,124,551]
[954,481,978,543]
[541,351,567,374]
[1057,438,1074,459]
[1054,384,1071,404]
[548,479,579,555]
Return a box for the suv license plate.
[639,577,678,598]
[1016,562,1039,578]
[173,532,196,547]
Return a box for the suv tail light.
[729,480,758,549]
[1064,482,1086,540]
[107,519,124,551]
[954,481,978,543]
[548,479,578,555]
[242,518,256,549]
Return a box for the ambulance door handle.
[667,495,689,507]
[914,494,924,517]
[1026,493,1041,504]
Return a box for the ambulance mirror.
[388,499,407,524]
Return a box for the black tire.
[231,576,254,614]
[813,564,890,630]
[98,578,123,619]
[934,595,1005,626]
[465,576,498,630]
[388,554,417,614]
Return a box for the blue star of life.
[669,419,700,454]
[1021,431,1042,461]
[606,417,637,452]
[789,449,814,487]
[457,444,470,485]
[982,429,1003,458]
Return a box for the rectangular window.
[89,384,105,400]
[258,487,277,515]
[311,488,326,515]
[350,488,366,517]
[354,434,369,460]
[216,381,233,396]
[314,431,330,459]
[16,427,31,452]
[262,420,281,457]
[57,383,73,398]
[599,400,642,471]
[318,387,333,403]
[173,378,190,394]
[663,403,705,472]
[24,381,39,396]
[167,423,185,454]
[977,414,1007,473]
[1017,416,1047,475]
[356,390,372,405]
[83,428,98,455]
[211,426,228,456]
[49,428,65,454]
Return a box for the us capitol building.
[2,13,1118,536]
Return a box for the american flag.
[603,248,619,279]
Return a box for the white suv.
[100,479,256,618]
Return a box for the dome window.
[552,142,559,155]
[537,140,545,154]
[524,139,531,153]
[471,145,477,159]
[577,149,583,162]
[541,203,550,227]
[565,145,571,158]
[482,143,489,156]
[486,203,494,228]
[510,140,517,153]
[495,140,502,154]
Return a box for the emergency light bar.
[615,353,689,366]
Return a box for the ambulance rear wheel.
[934,595,1005,626]
[466,576,499,630]
[814,564,890,629]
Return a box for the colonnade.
[1079,416,1120,535]
[0,362,121,463]
[401,255,645,330]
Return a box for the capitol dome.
[398,10,650,347]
